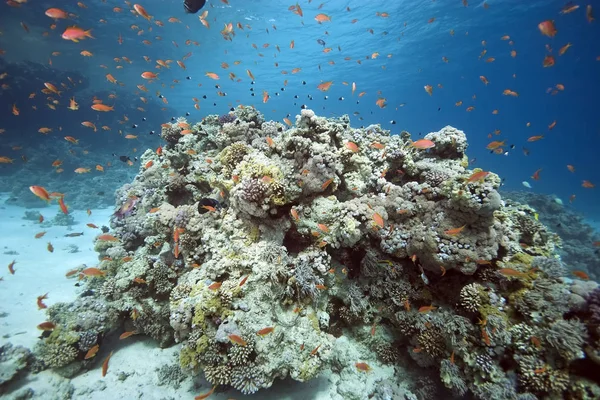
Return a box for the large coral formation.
[34,108,600,399]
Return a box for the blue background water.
[0,0,598,217]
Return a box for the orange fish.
[373,213,384,228]
[133,4,152,20]
[486,140,505,150]
[37,293,48,309]
[582,180,595,188]
[355,362,371,372]
[45,8,69,19]
[58,196,68,215]
[8,259,17,274]
[543,55,555,67]
[81,267,106,277]
[102,351,113,377]
[257,327,274,336]
[317,223,329,233]
[467,171,489,183]
[228,334,247,346]
[527,135,544,142]
[208,281,222,290]
[538,20,557,37]
[424,85,433,95]
[205,72,219,80]
[418,305,437,313]
[444,225,466,236]
[411,139,435,150]
[62,26,93,42]
[345,142,359,152]
[321,178,334,190]
[531,168,542,180]
[85,344,99,359]
[97,234,119,242]
[119,331,137,340]
[37,321,56,331]
[317,81,333,91]
[30,186,51,202]
[498,268,528,278]
[194,387,216,400]
[315,13,331,22]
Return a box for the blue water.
[0,1,598,212]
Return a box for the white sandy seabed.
[0,195,332,400]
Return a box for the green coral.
[220,142,251,174]
[307,312,321,332]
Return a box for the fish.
[444,225,466,236]
[228,334,247,346]
[411,139,435,150]
[321,179,334,190]
[355,362,372,372]
[61,26,93,42]
[467,171,489,183]
[119,331,137,340]
[64,233,84,237]
[257,327,274,336]
[8,260,16,275]
[37,293,48,309]
[47,242,54,253]
[373,213,384,228]
[315,14,331,22]
[239,276,249,286]
[37,321,56,331]
[198,198,220,214]
[572,271,589,280]
[498,268,528,278]
[424,85,433,95]
[538,20,557,37]
[35,231,47,239]
[317,81,333,91]
[194,386,215,400]
[310,344,321,356]
[418,305,437,313]
[582,180,595,188]
[85,344,99,359]
[58,196,68,215]
[101,351,113,377]
[30,186,51,202]
[80,268,106,277]
[345,142,359,152]
[208,281,222,290]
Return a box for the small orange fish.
[257,327,274,336]
[37,293,49,309]
[321,179,334,190]
[101,351,113,377]
[444,225,466,236]
[35,231,47,239]
[411,139,435,150]
[317,81,333,91]
[47,242,54,253]
[317,223,329,233]
[345,142,359,152]
[467,171,489,183]
[37,321,56,331]
[538,20,557,37]
[194,387,216,400]
[81,267,106,277]
[572,271,589,280]
[355,362,372,373]
[228,334,247,346]
[310,344,321,356]
[119,331,137,340]
[97,234,118,241]
[582,180,595,188]
[498,268,527,278]
[84,344,100,360]
[418,305,437,313]
[208,281,222,290]
[373,213,384,228]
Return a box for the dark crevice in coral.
[282,226,312,255]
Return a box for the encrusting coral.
[33,107,600,399]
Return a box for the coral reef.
[35,108,600,398]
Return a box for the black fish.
[198,198,220,214]
[317,39,326,46]
[119,155,131,163]
[64,232,84,237]
[184,0,206,13]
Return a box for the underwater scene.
[1,0,600,399]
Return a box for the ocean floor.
[0,194,334,399]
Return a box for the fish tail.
[85,29,94,38]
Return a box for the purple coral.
[218,113,237,125]
[588,287,600,325]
